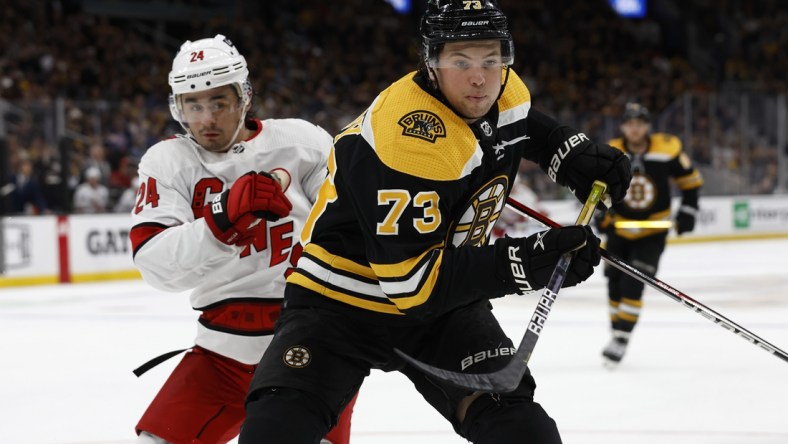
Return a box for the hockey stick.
[506,196,788,365]
[394,181,608,393]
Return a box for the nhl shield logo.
[283,345,311,368]
[398,110,447,143]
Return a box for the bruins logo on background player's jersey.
[450,175,508,247]
[623,173,657,211]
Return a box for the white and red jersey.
[130,118,330,364]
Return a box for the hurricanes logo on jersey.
[449,175,509,247]
[624,173,657,210]
[398,110,447,143]
[283,345,311,368]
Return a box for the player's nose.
[468,68,486,87]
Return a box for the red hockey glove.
[204,171,292,246]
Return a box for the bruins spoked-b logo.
[624,172,656,210]
[449,175,509,247]
[283,345,311,368]
[398,110,446,143]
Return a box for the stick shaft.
[505,197,788,364]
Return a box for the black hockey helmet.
[420,0,514,67]
[622,102,651,123]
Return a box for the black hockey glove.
[495,226,601,294]
[540,126,632,207]
[676,206,697,235]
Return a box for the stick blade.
[394,348,525,393]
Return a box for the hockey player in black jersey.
[600,103,703,366]
[241,1,632,442]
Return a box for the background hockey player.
[240,2,631,443]
[129,34,355,444]
[599,102,704,366]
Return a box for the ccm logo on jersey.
[547,132,589,182]
[508,245,533,295]
[461,347,516,371]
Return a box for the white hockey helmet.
[168,34,252,125]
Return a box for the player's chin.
[463,102,494,119]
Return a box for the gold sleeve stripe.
[369,242,444,279]
[377,249,440,297]
[387,251,444,311]
[303,243,377,280]
[287,271,404,315]
[612,209,673,240]
[674,171,704,190]
[298,255,383,297]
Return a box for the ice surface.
[2,239,787,443]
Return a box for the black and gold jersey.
[286,70,536,318]
[607,133,703,240]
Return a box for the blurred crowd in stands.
[1,0,785,214]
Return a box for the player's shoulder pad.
[497,70,531,127]
[354,71,480,181]
[261,118,332,154]
[138,135,202,181]
[607,137,626,153]
[649,133,682,158]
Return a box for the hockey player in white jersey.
[130,34,355,444]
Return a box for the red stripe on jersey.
[198,299,282,336]
[130,222,168,257]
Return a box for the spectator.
[7,158,48,214]
[72,166,108,213]
[113,175,139,213]
[83,143,112,185]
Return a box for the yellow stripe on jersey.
[369,242,444,278]
[386,252,443,310]
[300,148,338,244]
[612,208,673,240]
[287,271,404,315]
[674,170,704,190]
[302,243,377,280]
[370,247,445,311]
